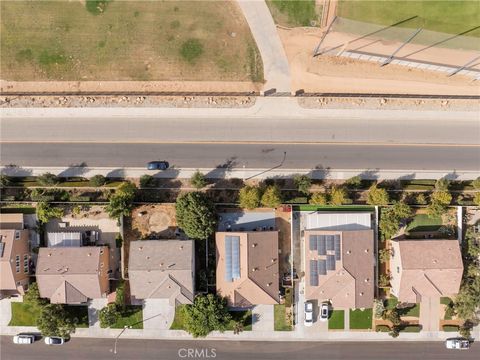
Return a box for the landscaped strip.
[110,306,143,329]
[349,308,373,330]
[274,304,292,331]
[328,310,345,330]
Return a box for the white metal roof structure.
[305,212,372,231]
[47,232,82,248]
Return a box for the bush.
[379,201,412,241]
[309,192,327,205]
[191,171,207,189]
[180,39,203,63]
[366,183,389,205]
[239,186,261,209]
[284,196,308,204]
[329,186,350,205]
[435,178,450,191]
[472,177,480,190]
[37,172,59,186]
[379,274,391,288]
[0,175,12,187]
[115,281,126,312]
[99,304,120,328]
[416,193,427,205]
[293,174,311,195]
[379,248,391,264]
[23,283,47,308]
[36,202,64,224]
[86,0,109,15]
[175,192,216,240]
[106,182,137,220]
[345,176,362,188]
[442,325,459,332]
[37,304,76,338]
[375,325,391,332]
[261,185,282,208]
[473,192,480,206]
[373,299,385,319]
[90,175,106,187]
[139,175,156,188]
[115,234,123,248]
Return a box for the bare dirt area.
[127,204,178,240]
[0,94,255,108]
[278,27,480,95]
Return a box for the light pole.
[113,325,131,354]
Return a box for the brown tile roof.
[216,231,279,307]
[305,230,374,309]
[128,240,194,304]
[391,239,463,302]
[0,214,24,230]
[36,247,109,304]
[0,229,29,292]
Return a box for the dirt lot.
[1,1,262,82]
[127,204,178,240]
[278,27,480,95]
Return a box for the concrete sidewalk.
[236,0,291,93]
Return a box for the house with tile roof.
[216,231,280,307]
[389,238,463,303]
[128,240,195,305]
[36,246,110,304]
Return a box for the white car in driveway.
[320,302,329,322]
[445,338,470,350]
[44,336,65,345]
[304,301,314,327]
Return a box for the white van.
[13,334,35,344]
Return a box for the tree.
[23,282,47,308]
[37,172,59,186]
[435,178,450,191]
[260,185,282,208]
[329,186,350,205]
[139,174,155,188]
[472,176,480,190]
[415,193,427,205]
[309,192,327,205]
[379,201,412,241]
[385,309,401,326]
[426,200,446,219]
[345,176,362,189]
[379,248,391,264]
[238,185,261,209]
[115,280,126,312]
[373,299,385,319]
[233,321,244,335]
[99,304,120,328]
[293,174,311,195]
[366,183,389,205]
[89,174,106,187]
[36,202,64,224]
[106,181,137,220]
[473,192,480,206]
[37,304,76,338]
[0,175,12,187]
[388,328,400,338]
[175,192,216,240]
[190,170,207,189]
[431,190,452,205]
[182,294,232,338]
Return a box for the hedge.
[284,197,308,204]
[442,325,460,332]
[375,325,391,332]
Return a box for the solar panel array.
[326,255,336,271]
[326,235,335,251]
[0,242,4,257]
[309,235,317,251]
[318,235,326,256]
[225,236,241,282]
[318,259,327,275]
[310,260,319,286]
[334,235,341,260]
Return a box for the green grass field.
[111,306,143,329]
[267,0,319,27]
[337,0,480,37]
[349,309,373,329]
[170,306,252,331]
[9,302,38,326]
[328,310,345,330]
[274,304,293,331]
[406,214,443,233]
[1,1,263,82]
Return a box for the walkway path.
[252,305,274,332]
[88,299,107,328]
[236,0,291,93]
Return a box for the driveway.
[420,297,439,331]
[252,304,274,331]
[142,299,175,330]
[88,298,107,328]
[236,0,291,93]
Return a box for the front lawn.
[170,306,252,331]
[110,306,143,329]
[385,296,399,310]
[398,304,421,318]
[349,309,372,330]
[274,304,292,331]
[64,305,89,328]
[170,305,187,330]
[328,310,345,330]
[9,302,38,326]
[406,214,442,233]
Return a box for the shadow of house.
[309,165,331,180]
[206,157,238,180]
[106,168,126,179]
[1,165,33,177]
[58,163,89,179]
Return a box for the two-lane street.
[1,337,479,360]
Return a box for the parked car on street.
[320,302,329,322]
[147,161,169,170]
[445,338,470,350]
[13,334,35,344]
[44,336,65,345]
[304,301,314,326]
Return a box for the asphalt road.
[1,337,479,360]
[1,142,478,171]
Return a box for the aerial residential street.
[1,142,478,171]
[1,337,479,360]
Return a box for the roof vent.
[146,256,150,260]
[87,253,91,256]
[252,267,257,272]
[364,249,369,253]
[266,283,272,287]
[252,243,257,248]
[359,292,364,296]
[433,259,438,264]
[179,246,183,250]
[271,258,276,263]
[138,246,143,251]
[346,250,351,255]
[364,278,369,283]
[159,262,164,267]
[48,253,52,257]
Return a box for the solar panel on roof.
[317,235,326,256]
[231,236,240,280]
[326,235,334,251]
[326,255,336,271]
[309,235,317,251]
[310,260,318,286]
[318,259,327,275]
[0,242,4,258]
[334,235,341,260]
[224,236,232,282]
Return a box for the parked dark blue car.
[147,161,169,170]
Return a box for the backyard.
[1,1,263,82]
[406,214,443,233]
[337,0,480,36]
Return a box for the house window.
[15,231,20,240]
[15,255,20,273]
[23,254,29,273]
